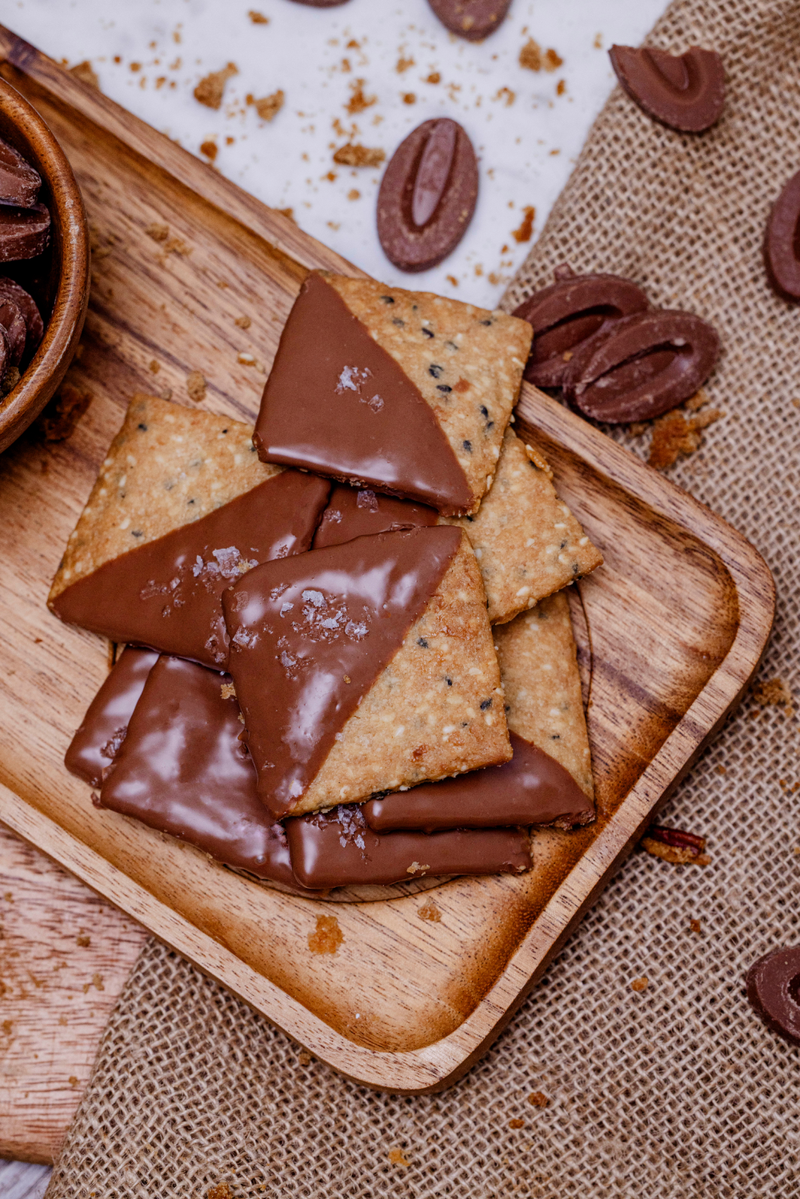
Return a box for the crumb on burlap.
[641,837,711,866]
[508,1118,525,1130]
[186,371,206,402]
[194,62,238,110]
[248,8,269,22]
[528,1091,549,1108]
[388,1148,410,1168]
[70,60,99,89]
[297,1050,312,1066]
[752,676,794,716]
[308,914,343,955]
[37,382,92,441]
[145,222,170,243]
[648,405,724,470]
[333,143,385,167]
[207,1185,234,1199]
[346,78,376,114]
[690,919,702,934]
[631,976,649,993]
[417,899,442,922]
[247,90,284,121]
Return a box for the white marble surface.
[0,1,667,1191]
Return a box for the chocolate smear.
[364,731,594,832]
[609,44,725,133]
[562,309,720,423]
[52,470,330,669]
[377,118,478,272]
[313,483,438,550]
[254,271,472,513]
[286,803,531,889]
[513,267,649,389]
[222,526,462,818]
[65,646,159,787]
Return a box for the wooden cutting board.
[0,24,776,1104]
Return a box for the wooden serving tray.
[0,28,775,1094]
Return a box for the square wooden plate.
[0,29,775,1093]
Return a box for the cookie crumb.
[346,78,376,114]
[145,222,169,243]
[76,934,91,947]
[511,206,536,243]
[752,677,793,716]
[508,1118,525,1129]
[194,62,238,110]
[417,899,442,922]
[297,1050,312,1066]
[248,9,269,22]
[200,139,218,162]
[396,55,415,73]
[631,976,649,992]
[186,371,206,403]
[388,1148,410,1168]
[68,1075,79,1088]
[249,89,284,122]
[70,60,99,89]
[648,407,723,470]
[277,207,295,223]
[207,1186,234,1199]
[308,914,343,954]
[148,360,160,374]
[527,1091,549,1108]
[333,143,385,167]
[689,918,702,934]
[37,382,92,441]
[235,315,252,329]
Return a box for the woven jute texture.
[46,1,799,1195]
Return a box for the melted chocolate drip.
[222,526,462,817]
[65,646,159,786]
[286,804,531,889]
[52,471,330,669]
[313,483,438,550]
[99,655,304,887]
[253,272,472,513]
[364,731,594,832]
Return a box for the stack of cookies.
[50,271,603,895]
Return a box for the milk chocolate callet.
[0,137,41,209]
[427,0,511,42]
[562,309,720,423]
[222,526,462,818]
[99,656,304,887]
[0,202,50,262]
[364,732,593,832]
[609,45,725,134]
[65,647,159,787]
[286,804,531,889]
[764,169,800,304]
[253,271,473,513]
[0,276,44,358]
[745,946,800,1047]
[513,267,649,389]
[52,470,330,669]
[313,483,438,550]
[377,118,479,272]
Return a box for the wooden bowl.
[0,75,89,453]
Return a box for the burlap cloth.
[45,1,799,1194]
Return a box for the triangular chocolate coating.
[253,272,474,514]
[52,471,330,669]
[222,526,466,818]
[65,647,159,787]
[99,656,306,889]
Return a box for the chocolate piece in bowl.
[512,266,649,389]
[0,275,44,359]
[65,646,159,787]
[562,309,720,424]
[745,946,800,1047]
[0,201,50,261]
[0,135,41,208]
[48,395,330,668]
[427,0,512,42]
[222,525,510,819]
[377,118,478,272]
[286,805,531,890]
[764,168,800,304]
[609,45,725,133]
[365,589,594,833]
[99,655,311,890]
[0,297,26,366]
[254,271,531,516]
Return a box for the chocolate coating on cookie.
[764,169,800,303]
[65,647,159,787]
[745,946,800,1046]
[427,0,512,42]
[378,118,478,272]
[562,309,719,423]
[609,45,724,133]
[513,266,649,388]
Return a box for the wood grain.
[0,27,776,1095]
[0,826,146,1165]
